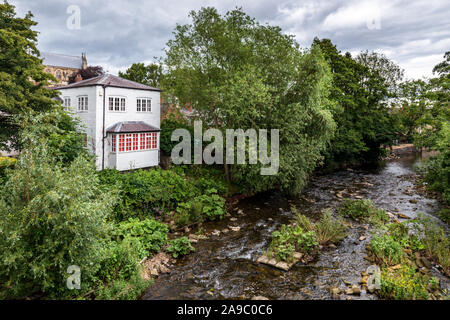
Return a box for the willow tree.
[163,7,335,194]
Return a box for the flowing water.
[142,154,448,300]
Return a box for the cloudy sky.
[12,0,450,79]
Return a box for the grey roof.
[41,52,83,69]
[106,121,161,133]
[54,74,161,91]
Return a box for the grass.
[369,234,405,266]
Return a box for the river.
[142,154,448,300]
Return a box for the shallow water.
[142,154,448,300]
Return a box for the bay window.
[111,132,158,152]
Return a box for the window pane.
[142,99,146,112]
[121,98,126,111]
[132,134,138,150]
[119,134,125,152]
[109,97,114,111]
[126,134,132,151]
[137,99,141,112]
[140,133,146,150]
[115,98,120,111]
[147,99,151,112]
[112,135,116,152]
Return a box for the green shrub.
[292,207,314,231]
[268,224,319,262]
[415,216,450,271]
[174,199,203,227]
[115,218,168,258]
[295,230,319,254]
[315,209,348,245]
[0,146,116,299]
[95,273,150,300]
[166,237,195,258]
[97,237,144,283]
[198,193,225,221]
[97,168,197,221]
[339,199,388,224]
[0,156,16,178]
[379,265,429,300]
[369,235,405,266]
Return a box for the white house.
[55,74,161,171]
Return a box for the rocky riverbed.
[142,153,448,300]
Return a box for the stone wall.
[44,66,80,86]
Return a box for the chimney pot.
[75,74,83,82]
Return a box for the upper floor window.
[109,97,126,112]
[137,98,152,112]
[77,96,88,112]
[63,97,71,111]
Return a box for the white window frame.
[63,96,71,111]
[108,96,126,112]
[77,96,88,112]
[136,98,152,112]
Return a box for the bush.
[0,145,117,299]
[339,199,388,224]
[114,218,169,258]
[415,216,450,271]
[379,265,430,300]
[268,224,319,262]
[166,237,195,258]
[0,156,16,175]
[315,209,348,245]
[95,273,150,300]
[369,235,405,266]
[174,199,203,227]
[97,168,197,221]
[198,193,226,221]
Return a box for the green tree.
[0,1,56,151]
[314,39,403,165]
[163,7,335,194]
[119,62,162,87]
[0,114,117,298]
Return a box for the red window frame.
[132,134,138,151]
[119,134,125,152]
[152,133,157,149]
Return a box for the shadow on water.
[142,154,447,300]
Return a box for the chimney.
[75,74,83,82]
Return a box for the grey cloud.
[12,0,450,78]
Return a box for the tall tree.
[163,7,335,194]
[314,38,403,165]
[0,1,56,151]
[119,62,162,87]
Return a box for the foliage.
[119,62,162,88]
[97,168,197,221]
[379,265,430,300]
[0,2,57,151]
[413,215,450,271]
[369,235,405,266]
[0,136,117,299]
[95,273,150,300]
[68,65,104,84]
[163,7,335,195]
[197,192,225,221]
[339,199,388,224]
[314,39,403,166]
[114,218,169,258]
[268,224,319,262]
[315,209,348,245]
[0,156,16,180]
[166,237,195,258]
[160,116,193,155]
